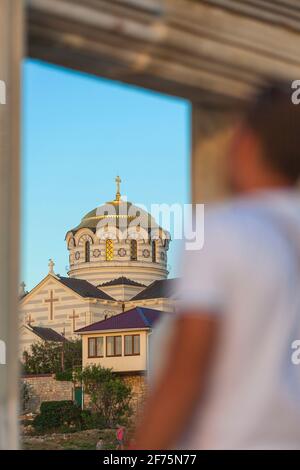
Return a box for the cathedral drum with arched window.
[65,178,170,287]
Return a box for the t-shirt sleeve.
[177,211,230,315]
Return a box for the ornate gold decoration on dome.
[82,214,136,221]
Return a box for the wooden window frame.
[124,334,140,356]
[106,335,122,357]
[88,337,104,358]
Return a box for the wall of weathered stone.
[122,373,148,418]
[21,374,74,413]
[22,372,147,416]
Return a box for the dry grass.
[22,429,116,450]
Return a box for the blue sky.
[22,59,190,290]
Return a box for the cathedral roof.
[29,326,67,343]
[130,278,179,300]
[98,276,146,288]
[66,177,166,237]
[76,307,164,333]
[58,276,115,301]
[68,199,160,235]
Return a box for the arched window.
[130,239,137,261]
[152,240,157,263]
[106,239,114,261]
[85,241,90,262]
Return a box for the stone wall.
[21,374,74,413]
[122,373,148,418]
[22,372,147,416]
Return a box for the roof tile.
[131,278,179,301]
[58,276,115,301]
[76,307,165,333]
[98,276,145,288]
[30,326,67,343]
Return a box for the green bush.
[75,365,133,427]
[23,339,82,375]
[32,400,107,433]
[55,369,73,381]
[33,400,81,432]
[80,410,106,430]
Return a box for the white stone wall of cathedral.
[20,327,42,358]
[68,263,167,287]
[19,277,122,343]
[66,230,169,286]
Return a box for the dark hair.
[244,81,300,182]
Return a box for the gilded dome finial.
[115,175,121,201]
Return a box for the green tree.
[22,339,82,375]
[76,365,132,427]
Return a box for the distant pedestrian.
[96,438,104,450]
[116,425,125,450]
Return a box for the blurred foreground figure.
[134,83,300,450]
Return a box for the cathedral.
[19,178,177,357]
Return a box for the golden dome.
[68,177,161,235]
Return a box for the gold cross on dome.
[115,175,121,201]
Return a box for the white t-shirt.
[179,189,300,450]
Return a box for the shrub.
[23,339,82,375]
[32,400,107,433]
[55,369,73,381]
[80,410,106,430]
[33,400,81,432]
[75,365,133,427]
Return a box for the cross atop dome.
[115,175,121,201]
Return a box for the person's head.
[228,82,300,193]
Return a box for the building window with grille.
[85,241,90,262]
[152,240,157,262]
[130,239,137,261]
[88,337,104,358]
[106,336,122,357]
[124,334,140,356]
[106,239,114,261]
